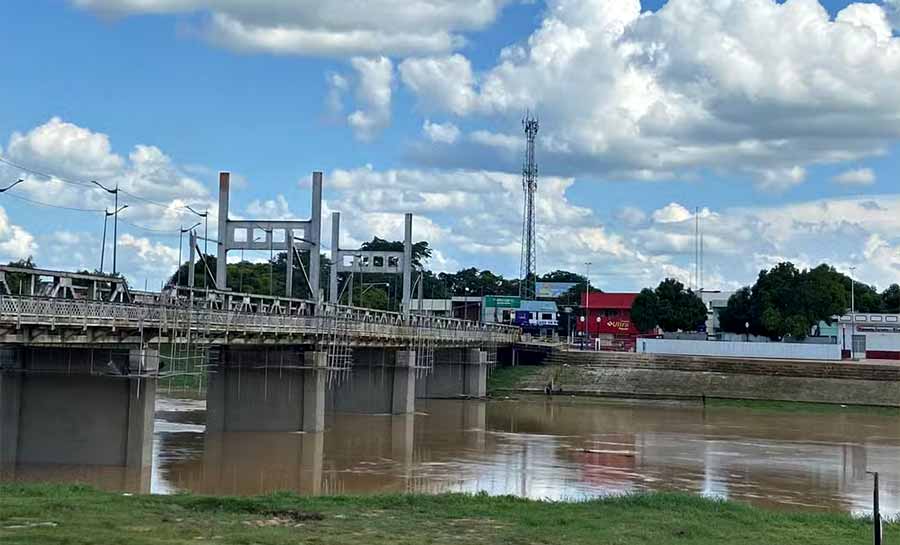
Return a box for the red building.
[578,292,641,350]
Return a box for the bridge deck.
[0,295,519,347]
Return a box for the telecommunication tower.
[519,113,539,299]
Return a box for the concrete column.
[286,228,294,299]
[300,431,324,494]
[205,358,226,433]
[125,378,156,469]
[391,413,415,466]
[129,347,160,374]
[464,349,488,398]
[309,172,323,304]
[392,350,416,414]
[402,213,412,317]
[0,371,22,465]
[303,351,326,432]
[216,172,230,290]
[188,231,196,289]
[330,212,340,304]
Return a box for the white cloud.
[652,203,693,224]
[832,167,876,186]
[347,57,393,141]
[0,206,37,261]
[6,117,124,180]
[71,0,511,57]
[423,120,460,144]
[401,0,900,187]
[245,195,292,219]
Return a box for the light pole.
[0,179,24,192]
[178,223,201,287]
[92,181,121,274]
[850,266,857,360]
[185,206,209,258]
[464,287,471,322]
[584,262,592,342]
[100,205,127,274]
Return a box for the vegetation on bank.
[487,365,541,394]
[705,397,900,416]
[0,484,894,545]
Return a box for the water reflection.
[3,395,899,517]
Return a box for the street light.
[185,205,209,258]
[464,286,471,322]
[100,205,128,274]
[0,179,24,192]
[178,223,202,287]
[849,266,857,360]
[92,181,122,275]
[584,262,592,342]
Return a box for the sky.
[1,0,900,293]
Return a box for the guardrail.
[0,295,520,345]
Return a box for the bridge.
[0,171,523,480]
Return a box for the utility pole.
[100,205,127,275]
[585,261,592,344]
[850,266,857,360]
[92,181,121,275]
[519,113,539,300]
[868,471,882,545]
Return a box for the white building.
[835,313,900,360]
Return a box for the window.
[388,256,400,268]
[541,313,553,321]
[373,256,385,267]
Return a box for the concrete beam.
[303,351,326,432]
[392,350,416,414]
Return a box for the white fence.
[637,338,842,361]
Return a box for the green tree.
[719,287,752,335]
[630,288,659,333]
[882,284,900,313]
[632,279,707,332]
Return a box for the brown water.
[4,396,899,517]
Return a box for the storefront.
[578,293,640,351]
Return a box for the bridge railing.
[0,295,520,344]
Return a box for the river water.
[4,395,899,517]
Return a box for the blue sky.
[2,0,900,292]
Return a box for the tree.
[632,278,707,332]
[883,284,900,314]
[630,288,659,333]
[719,287,752,335]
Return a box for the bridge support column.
[464,349,488,399]
[392,350,416,415]
[303,351,326,432]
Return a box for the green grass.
[0,484,895,544]
[487,365,542,394]
[705,398,900,415]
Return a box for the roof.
[582,292,638,309]
[519,300,558,312]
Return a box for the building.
[451,296,482,321]
[578,293,640,351]
[514,300,559,333]
[701,290,735,335]
[836,313,900,360]
[408,298,453,317]
[482,295,522,324]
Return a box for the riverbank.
[497,351,900,407]
[1,484,895,545]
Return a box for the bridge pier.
[417,348,488,399]
[327,349,417,415]
[0,346,155,469]
[206,348,326,433]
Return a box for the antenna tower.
[519,112,539,299]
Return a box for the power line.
[0,191,106,213]
[0,155,209,216]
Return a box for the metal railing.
[0,294,520,345]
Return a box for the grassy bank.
[705,397,900,415]
[0,485,895,545]
[487,365,541,394]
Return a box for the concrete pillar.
[286,228,294,299]
[309,172,323,304]
[129,347,160,374]
[391,413,415,466]
[464,349,488,398]
[402,213,412,317]
[300,431,325,494]
[392,350,416,414]
[125,379,156,469]
[216,172,230,290]
[303,351,326,432]
[330,212,340,304]
[0,371,22,465]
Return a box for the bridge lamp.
[0,179,24,192]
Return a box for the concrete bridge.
[0,266,520,479]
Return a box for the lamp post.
[584,262,592,341]
[178,223,201,287]
[91,181,121,275]
[464,287,471,322]
[100,205,128,274]
[185,205,209,258]
[849,266,857,360]
[0,179,24,192]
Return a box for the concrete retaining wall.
[637,338,842,361]
[543,366,900,407]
